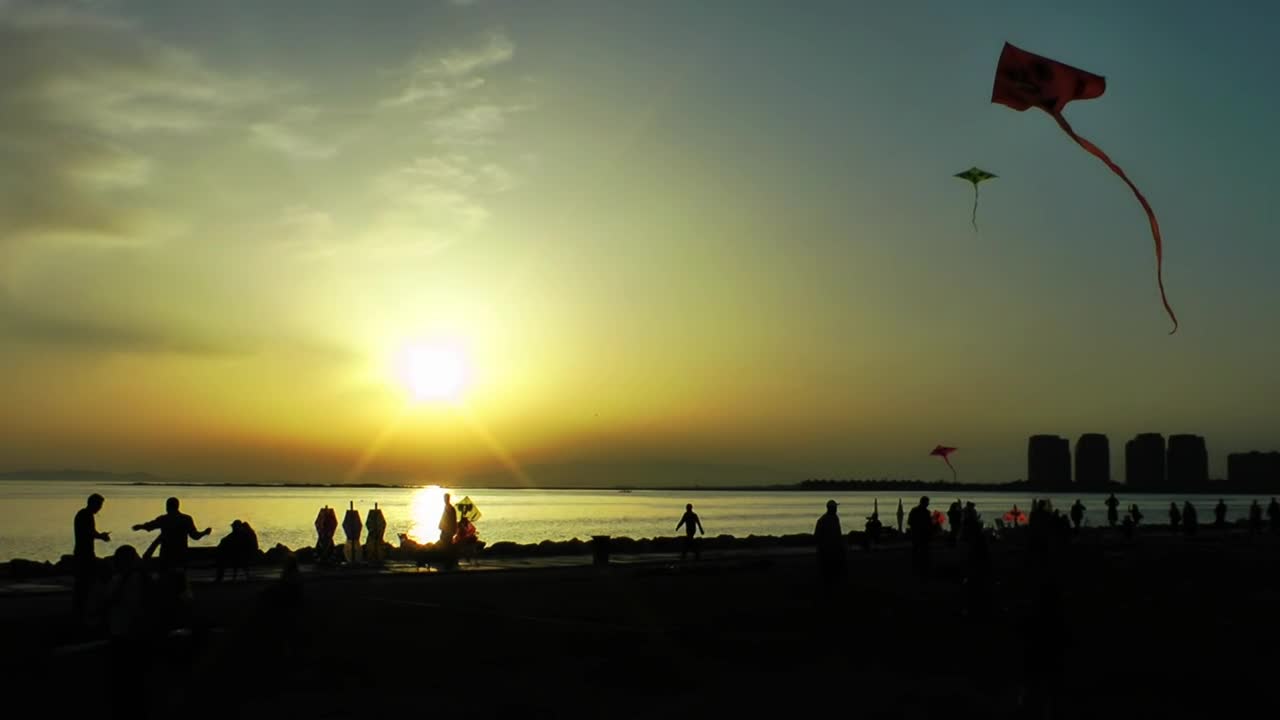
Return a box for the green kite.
[954,167,997,231]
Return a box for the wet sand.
[4,528,1280,719]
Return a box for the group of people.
[72,494,217,636]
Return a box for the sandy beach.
[4,526,1279,719]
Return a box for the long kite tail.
[944,457,957,483]
[1049,111,1178,334]
[971,184,980,232]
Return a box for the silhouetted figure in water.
[1070,499,1085,531]
[907,496,933,575]
[896,498,904,534]
[1105,493,1120,527]
[1168,502,1182,532]
[1248,500,1263,536]
[1182,501,1198,537]
[1128,503,1143,527]
[73,493,111,620]
[676,503,704,560]
[814,500,846,589]
[216,520,258,582]
[947,500,963,547]
[1214,499,1228,528]
[1268,497,1280,534]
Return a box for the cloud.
[250,122,338,159]
[0,1,275,247]
[380,31,513,108]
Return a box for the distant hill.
[0,469,180,483]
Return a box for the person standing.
[676,503,705,561]
[1105,493,1120,528]
[908,496,934,576]
[438,493,458,547]
[132,497,212,570]
[814,500,846,589]
[896,498,905,535]
[1070,499,1086,531]
[73,493,111,620]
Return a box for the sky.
[1,0,1277,486]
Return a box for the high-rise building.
[1125,433,1166,489]
[1167,434,1208,489]
[1075,433,1110,488]
[1227,451,1280,491]
[1028,434,1071,489]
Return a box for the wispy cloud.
[380,31,513,108]
[250,122,338,159]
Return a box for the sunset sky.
[2,0,1277,486]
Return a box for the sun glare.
[396,342,472,404]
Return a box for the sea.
[0,479,1266,563]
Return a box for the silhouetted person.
[438,493,458,547]
[1168,502,1182,532]
[864,510,882,548]
[1070,499,1085,531]
[1105,493,1120,528]
[947,500,963,547]
[896,498,905,534]
[104,544,154,720]
[907,496,933,575]
[216,520,258,582]
[73,493,111,620]
[1128,503,1143,527]
[1214,499,1228,528]
[962,501,981,536]
[1182,501,1197,537]
[133,497,212,571]
[1268,497,1280,534]
[1249,500,1263,536]
[676,503,704,560]
[814,500,846,589]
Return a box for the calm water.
[0,480,1264,562]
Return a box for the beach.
[5,525,1279,719]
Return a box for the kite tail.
[971,184,980,232]
[1050,111,1178,334]
[944,457,957,483]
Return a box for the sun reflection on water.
[407,486,448,543]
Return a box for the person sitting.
[453,517,481,564]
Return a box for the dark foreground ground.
[4,529,1279,719]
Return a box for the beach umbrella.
[342,501,363,564]
[365,503,387,565]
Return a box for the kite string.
[1049,111,1178,334]
[971,184,980,232]
[943,456,957,483]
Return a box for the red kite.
[930,445,958,482]
[1003,505,1027,526]
[992,42,1177,334]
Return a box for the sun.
[395,341,472,404]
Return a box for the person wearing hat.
[814,499,846,589]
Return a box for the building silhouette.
[1227,451,1280,491]
[1028,435,1071,489]
[1167,434,1208,490]
[1075,433,1110,489]
[1125,433,1166,489]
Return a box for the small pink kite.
[930,445,958,483]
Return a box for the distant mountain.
[0,469,180,483]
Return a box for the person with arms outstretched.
[676,503,704,561]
